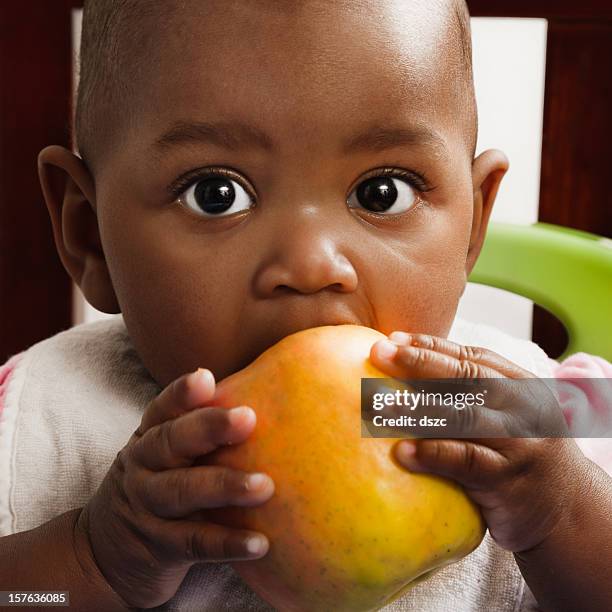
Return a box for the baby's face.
[67,1,506,387]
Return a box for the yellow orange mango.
[207,324,484,611]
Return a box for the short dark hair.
[74,0,477,170]
[453,0,478,156]
[74,0,166,171]
[455,0,473,81]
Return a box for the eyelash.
[167,165,435,202]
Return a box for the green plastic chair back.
[469,222,612,361]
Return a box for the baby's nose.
[252,211,358,297]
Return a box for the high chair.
[469,222,612,361]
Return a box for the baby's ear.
[466,149,509,274]
[37,145,120,314]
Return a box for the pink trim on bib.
[0,353,24,418]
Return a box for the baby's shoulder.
[0,315,160,473]
[1,316,157,407]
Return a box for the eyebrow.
[341,124,447,156]
[153,120,447,156]
[154,120,274,153]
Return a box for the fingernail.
[245,535,267,555]
[229,406,255,425]
[388,331,411,345]
[192,368,212,385]
[396,440,420,469]
[246,473,269,491]
[376,339,399,361]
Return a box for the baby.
[0,0,611,610]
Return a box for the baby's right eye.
[178,172,255,217]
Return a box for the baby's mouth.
[271,314,364,344]
[237,314,366,373]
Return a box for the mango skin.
[206,325,485,612]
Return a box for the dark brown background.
[1,1,611,363]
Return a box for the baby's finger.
[140,465,274,517]
[153,518,270,563]
[131,405,256,471]
[387,333,535,379]
[137,369,217,437]
[371,341,505,380]
[394,438,510,490]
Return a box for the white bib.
[0,315,552,611]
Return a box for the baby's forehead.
[78,0,474,170]
[149,0,468,67]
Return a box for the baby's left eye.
[347,174,417,215]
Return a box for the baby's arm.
[370,333,612,612]
[0,508,128,611]
[515,353,612,610]
[513,462,612,612]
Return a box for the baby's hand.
[77,369,274,609]
[370,333,590,554]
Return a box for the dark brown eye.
[348,175,416,214]
[180,175,253,217]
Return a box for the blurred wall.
[456,18,547,340]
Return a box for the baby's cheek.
[371,259,464,337]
